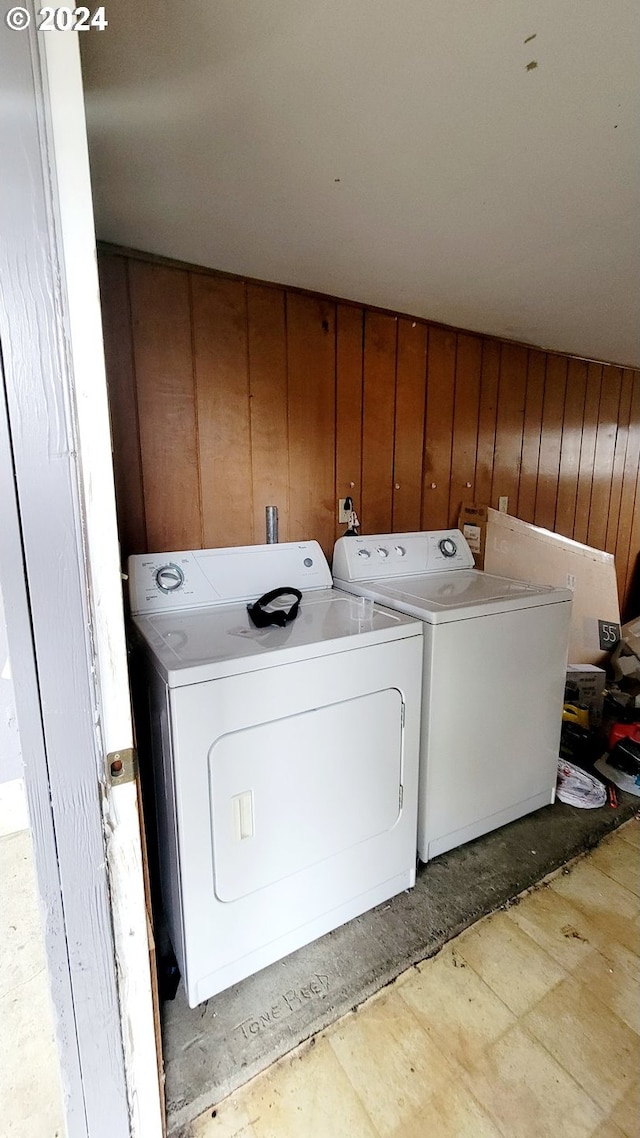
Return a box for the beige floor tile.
[615,821,640,851]
[589,1120,628,1138]
[455,909,566,1016]
[505,884,601,970]
[522,976,639,1114]
[588,836,640,898]
[464,1023,605,1138]
[390,1083,504,1137]
[185,835,640,1138]
[189,1095,257,1137]
[241,1035,379,1138]
[549,861,640,957]
[609,1078,639,1137]
[571,941,640,1035]
[328,987,456,1136]
[398,944,515,1071]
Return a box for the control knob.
[357,548,371,559]
[155,563,185,593]
[376,547,389,559]
[438,537,458,558]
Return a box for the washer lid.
[334,570,572,624]
[132,588,422,686]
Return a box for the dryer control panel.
[332,530,475,582]
[128,541,332,614]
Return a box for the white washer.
[333,530,572,863]
[128,541,423,1007]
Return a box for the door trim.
[0,15,162,1138]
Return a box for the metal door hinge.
[106,747,137,786]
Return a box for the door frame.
[0,15,162,1138]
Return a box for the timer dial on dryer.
[438,537,458,558]
[155,563,185,593]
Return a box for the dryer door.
[209,687,402,902]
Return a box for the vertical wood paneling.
[492,343,527,513]
[422,328,456,529]
[615,373,640,609]
[286,292,336,552]
[361,311,398,534]
[100,250,640,616]
[573,362,603,544]
[449,333,482,523]
[128,261,202,552]
[474,340,500,507]
[624,495,640,618]
[623,465,640,618]
[246,284,290,543]
[392,319,427,532]
[97,253,147,557]
[555,358,588,538]
[517,350,546,523]
[192,275,253,548]
[335,304,364,539]
[588,366,623,551]
[605,369,634,555]
[535,354,567,531]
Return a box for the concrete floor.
[162,793,638,1133]
[0,780,65,1138]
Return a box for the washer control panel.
[128,541,333,614]
[332,530,474,581]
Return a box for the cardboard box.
[565,664,607,726]
[458,504,489,569]
[482,509,620,666]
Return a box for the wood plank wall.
[98,248,640,619]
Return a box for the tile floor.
[186,821,640,1138]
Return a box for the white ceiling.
[80,0,640,367]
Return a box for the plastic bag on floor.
[595,754,640,797]
[556,758,607,808]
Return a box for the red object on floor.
[608,722,640,751]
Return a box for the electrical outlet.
[498,496,509,513]
[338,498,350,523]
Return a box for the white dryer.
[128,541,423,1007]
[333,530,572,863]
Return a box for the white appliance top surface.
[132,588,422,686]
[348,570,570,613]
[332,531,571,623]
